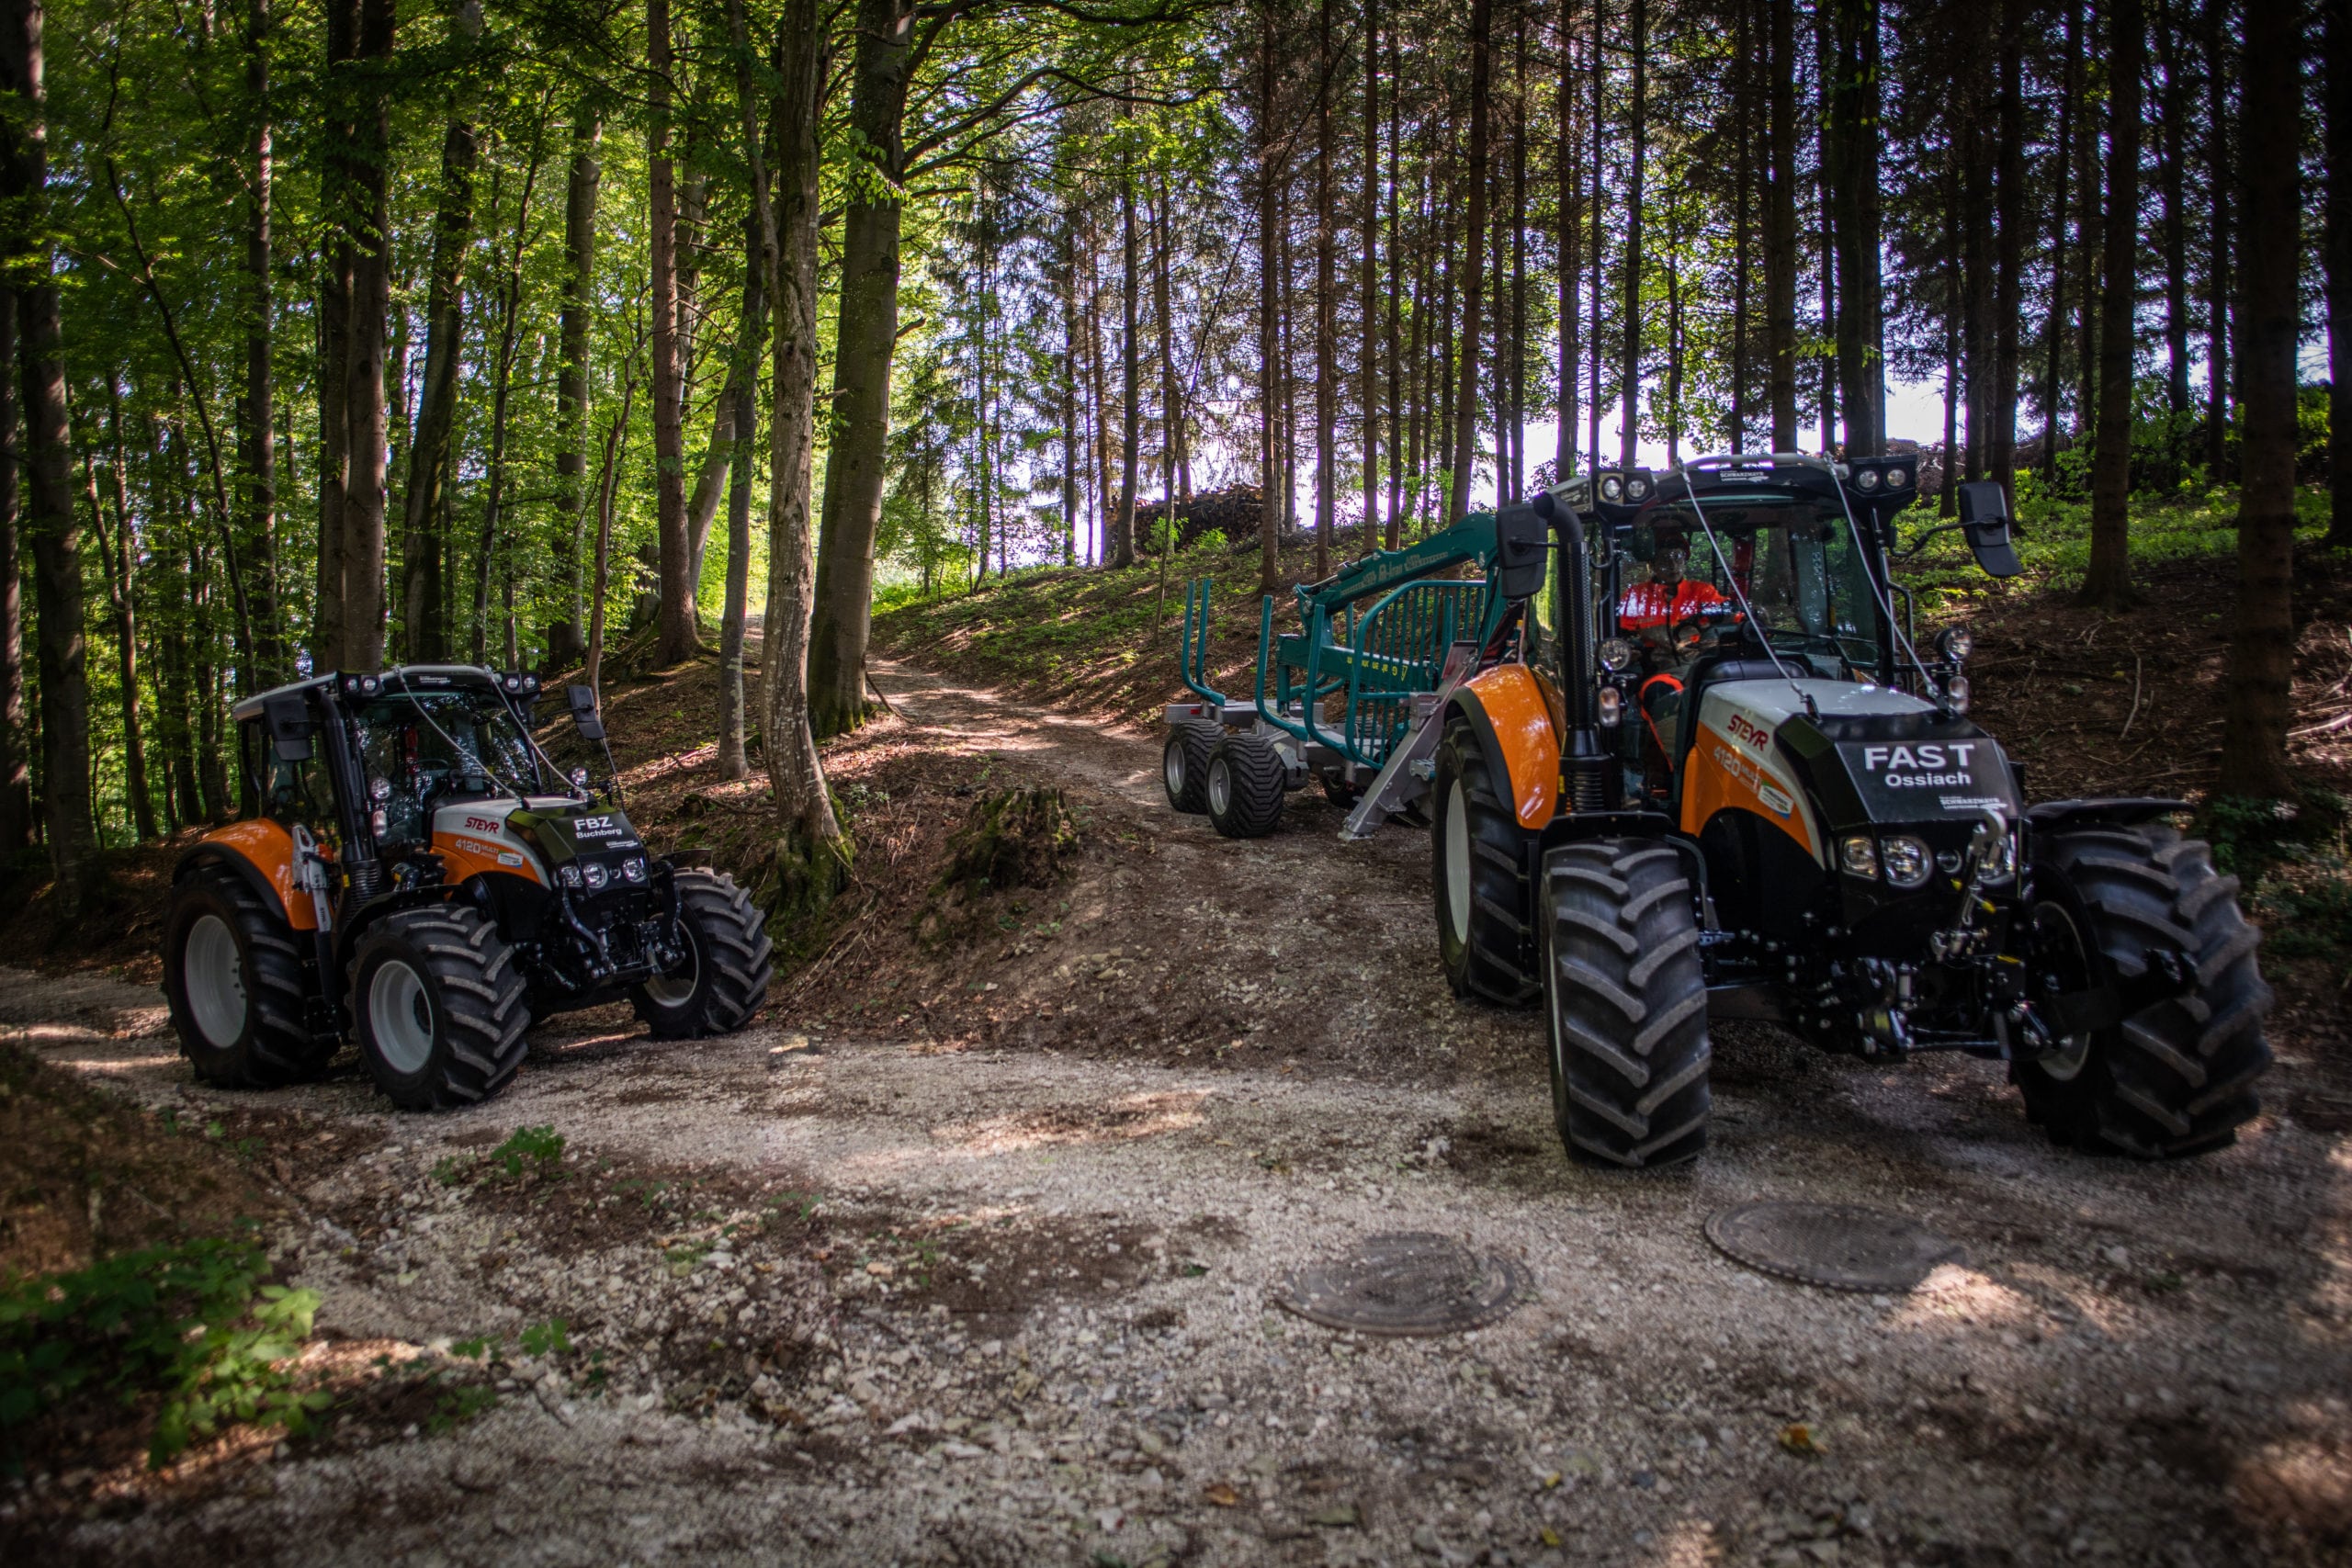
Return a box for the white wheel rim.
[1444,780,1472,943]
[184,914,247,1047]
[1207,756,1232,817]
[368,958,435,1075]
[1164,737,1187,797]
[643,930,699,1006]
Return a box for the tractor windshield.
[1637,506,1885,676]
[353,685,557,806]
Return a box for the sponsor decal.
[462,815,503,835]
[1725,713,1772,751]
[1757,783,1795,817]
[574,815,623,839]
[1860,742,1977,789]
[497,852,526,868]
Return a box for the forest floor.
[8,565,2352,1562]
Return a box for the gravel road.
[6,660,2349,1567]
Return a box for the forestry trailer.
[1164,455,2272,1169]
[161,667,774,1111]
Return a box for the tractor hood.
[1715,679,2021,833]
[504,802,646,868]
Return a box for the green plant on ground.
[519,1318,571,1358]
[2200,792,2352,975]
[0,1235,328,1469]
[489,1124,566,1179]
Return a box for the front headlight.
[1598,637,1635,672]
[1937,626,1974,663]
[621,856,648,884]
[1856,468,1882,491]
[582,861,610,891]
[1881,835,1933,888]
[1600,474,1623,502]
[1624,476,1651,501]
[1840,835,1880,879]
[559,863,582,888]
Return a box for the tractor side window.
[264,744,334,832]
[237,721,267,819]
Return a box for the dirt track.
[6,660,2351,1566]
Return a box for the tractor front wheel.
[1541,838,1712,1169]
[633,870,775,1038]
[1162,718,1217,813]
[163,862,334,1088]
[2011,821,2272,1157]
[352,905,531,1111]
[1430,722,1537,1005]
[1205,731,1286,839]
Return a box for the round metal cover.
[1705,1201,1965,1292]
[1274,1232,1532,1337]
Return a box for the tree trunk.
[2075,4,2105,457]
[314,2,356,669]
[1313,0,1334,577]
[241,0,280,685]
[556,110,602,640]
[2220,0,2301,797]
[2156,0,2192,476]
[96,389,154,840]
[1361,0,1380,548]
[0,286,23,854]
[1555,0,1580,479]
[1449,0,1492,520]
[2041,0,2078,483]
[1151,168,1182,558]
[471,137,545,665]
[1618,0,1645,468]
[400,0,481,665]
[1256,0,1280,589]
[2326,0,2352,545]
[1730,0,1751,453]
[1062,214,1080,566]
[757,0,844,870]
[1115,166,1140,570]
[2080,0,2143,611]
[648,0,697,665]
[717,200,763,780]
[2204,0,2232,477]
[1826,0,1883,457]
[4,0,93,906]
[1814,0,1837,451]
[1989,0,2023,496]
[807,0,912,735]
[338,0,394,671]
[1385,13,1404,541]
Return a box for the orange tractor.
[162,667,771,1110]
[1171,455,2272,1169]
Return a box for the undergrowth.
[0,1235,326,1470]
[2200,791,2352,976]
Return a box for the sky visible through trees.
[0,0,2335,882]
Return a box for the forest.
[0,0,2331,913]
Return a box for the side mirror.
[567,683,606,742]
[1955,481,2022,579]
[265,693,315,762]
[1493,501,1549,601]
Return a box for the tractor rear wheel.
[1541,838,1712,1169]
[1162,718,1217,813]
[351,905,530,1111]
[163,861,334,1088]
[633,870,775,1038]
[2012,821,2272,1157]
[1430,722,1537,1005]
[1205,731,1285,839]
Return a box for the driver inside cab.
[1618,537,1732,786]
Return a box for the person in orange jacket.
[1621,540,1733,787]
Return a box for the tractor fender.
[1445,664,1561,830]
[2022,797,2188,834]
[175,821,318,932]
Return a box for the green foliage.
[518,1318,571,1358]
[2202,792,2352,972]
[489,1124,566,1179]
[0,1237,327,1469]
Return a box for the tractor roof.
[229,665,521,723]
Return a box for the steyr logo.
[1725,714,1771,751]
[462,815,503,835]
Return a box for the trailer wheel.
[351,905,531,1111]
[163,861,335,1088]
[1162,718,1217,813]
[1430,722,1537,1005]
[1205,731,1285,839]
[2012,823,2272,1157]
[1541,838,1712,1169]
[634,870,775,1038]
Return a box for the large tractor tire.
[1162,717,1217,814]
[2013,821,2272,1157]
[351,905,530,1111]
[633,870,775,1039]
[1430,721,1537,1005]
[163,862,335,1089]
[1541,839,1712,1169]
[1204,730,1286,840]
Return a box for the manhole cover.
[1705,1201,1965,1292]
[1274,1232,1531,1336]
